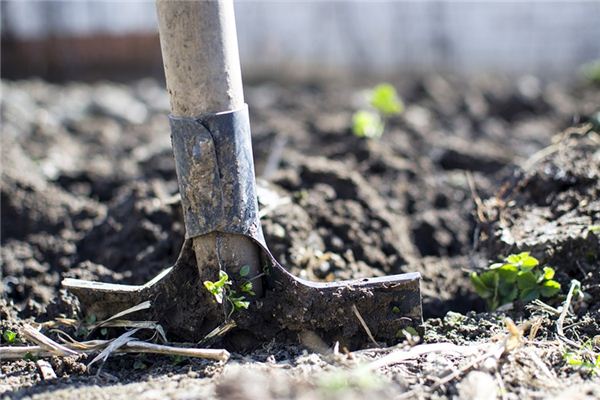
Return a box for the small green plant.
[582,59,600,85]
[564,342,600,375]
[352,83,404,139]
[370,83,404,116]
[203,270,231,304]
[470,252,561,310]
[203,270,251,318]
[2,329,17,344]
[352,110,384,139]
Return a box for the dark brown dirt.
[1,75,599,399]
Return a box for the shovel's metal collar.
[169,105,263,241]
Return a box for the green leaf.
[240,281,255,296]
[479,271,498,288]
[498,281,518,302]
[369,84,404,116]
[204,281,215,292]
[520,287,540,302]
[517,271,538,289]
[497,264,518,283]
[471,272,493,298]
[520,255,539,271]
[352,110,384,139]
[540,280,561,297]
[565,353,583,366]
[543,266,555,280]
[2,330,17,344]
[203,280,224,303]
[216,271,230,287]
[230,296,250,310]
[239,265,251,277]
[489,263,505,270]
[506,254,522,264]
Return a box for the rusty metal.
[170,106,263,240]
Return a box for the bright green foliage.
[228,295,250,311]
[352,110,384,139]
[240,281,255,296]
[470,252,561,310]
[352,83,404,139]
[203,270,251,317]
[369,84,404,116]
[203,271,231,304]
[582,60,600,84]
[2,330,17,344]
[564,343,600,375]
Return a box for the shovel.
[63,0,422,349]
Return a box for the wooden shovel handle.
[156,0,244,116]
[156,0,262,297]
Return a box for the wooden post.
[156,0,262,295]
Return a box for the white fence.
[3,1,600,77]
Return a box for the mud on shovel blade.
[62,0,422,347]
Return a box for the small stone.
[457,371,498,400]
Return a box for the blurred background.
[2,0,600,82]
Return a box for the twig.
[520,144,560,172]
[429,342,505,392]
[367,342,484,371]
[0,346,55,360]
[466,171,486,223]
[90,301,152,331]
[22,325,79,357]
[88,329,140,370]
[495,371,507,400]
[556,280,582,350]
[125,341,230,362]
[526,349,556,381]
[351,304,379,347]
[200,320,237,345]
[0,341,230,362]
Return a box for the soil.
[1,74,599,399]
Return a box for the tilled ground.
[1,75,599,399]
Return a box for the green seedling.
[582,60,600,85]
[564,342,600,375]
[352,110,384,139]
[240,281,255,296]
[471,252,561,310]
[352,83,404,139]
[203,270,251,318]
[370,83,404,116]
[2,330,17,344]
[203,270,231,304]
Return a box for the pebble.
[457,371,498,400]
